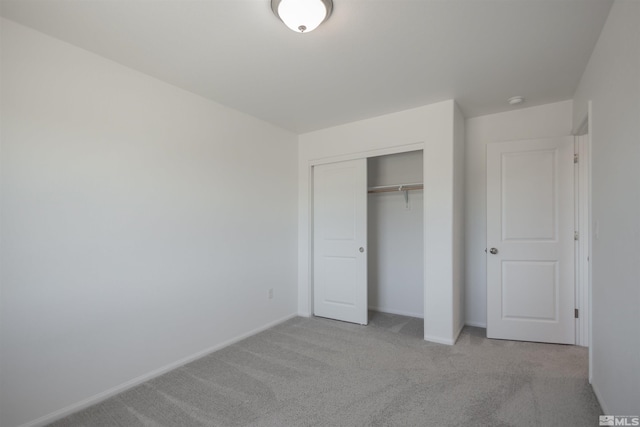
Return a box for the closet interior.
[367,150,424,319]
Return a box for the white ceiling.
[0,0,612,133]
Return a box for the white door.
[487,137,575,344]
[313,159,368,325]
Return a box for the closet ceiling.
[0,0,612,133]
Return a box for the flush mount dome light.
[272,0,333,33]
[508,96,525,105]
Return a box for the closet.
[367,151,424,318]
[306,101,463,343]
[312,150,424,326]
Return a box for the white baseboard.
[465,320,487,328]
[297,311,312,317]
[453,322,464,344]
[18,312,298,427]
[591,380,610,415]
[424,322,465,346]
[368,306,424,319]
[424,333,455,345]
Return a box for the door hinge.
[574,153,579,164]
[574,231,579,241]
[575,308,579,318]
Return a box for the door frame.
[574,112,591,350]
[307,142,425,325]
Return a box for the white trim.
[465,321,487,328]
[575,133,590,347]
[573,137,579,344]
[424,322,464,346]
[587,100,594,382]
[424,323,465,346]
[591,380,610,415]
[453,322,465,344]
[307,142,425,167]
[424,334,456,345]
[18,313,298,427]
[368,306,424,319]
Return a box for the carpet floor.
[50,312,601,426]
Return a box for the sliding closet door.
[313,159,368,325]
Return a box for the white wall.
[0,19,298,427]
[367,152,423,318]
[572,0,640,414]
[464,100,574,327]
[452,104,465,337]
[298,100,463,344]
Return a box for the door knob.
[359,247,365,253]
[489,248,498,255]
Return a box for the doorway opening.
[367,151,424,327]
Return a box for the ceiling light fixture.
[508,96,525,106]
[271,0,333,33]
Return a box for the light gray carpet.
[50,312,601,426]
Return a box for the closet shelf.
[367,183,423,194]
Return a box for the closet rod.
[367,182,423,194]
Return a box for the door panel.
[502,150,556,240]
[313,159,367,325]
[487,137,574,344]
[502,261,558,320]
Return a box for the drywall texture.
[464,100,574,327]
[0,19,298,427]
[572,0,640,414]
[298,100,464,344]
[367,152,424,318]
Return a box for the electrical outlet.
[268,288,274,299]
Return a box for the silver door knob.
[359,247,364,253]
[489,248,498,255]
